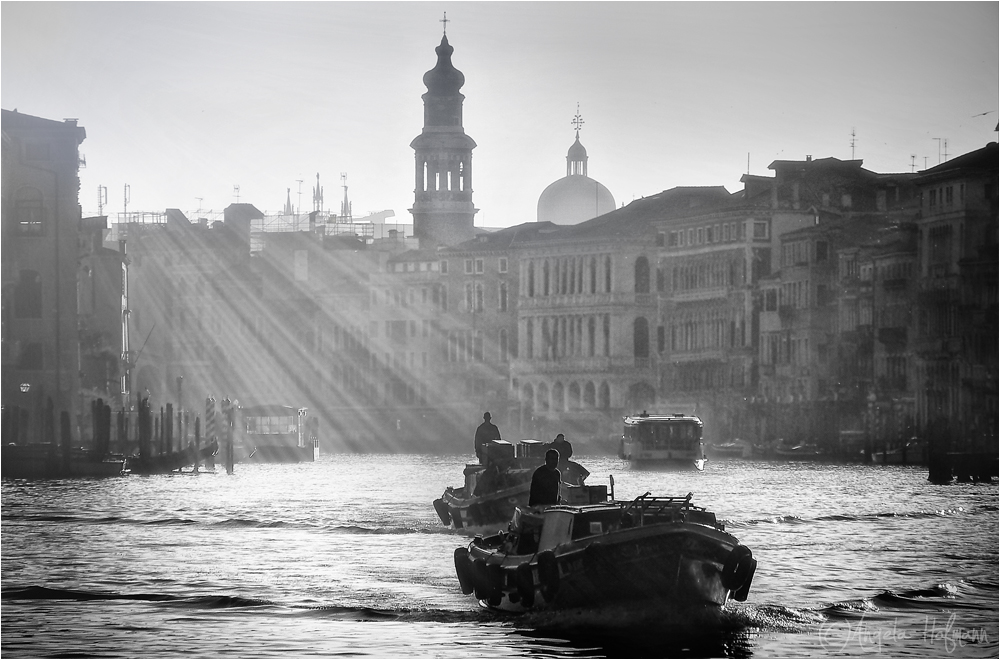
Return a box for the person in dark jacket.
[474,412,502,463]
[528,449,561,506]
[548,433,573,461]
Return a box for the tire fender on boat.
[434,498,452,527]
[453,547,475,595]
[471,557,492,600]
[722,545,754,592]
[485,562,504,605]
[732,557,757,602]
[537,550,560,602]
[515,563,535,608]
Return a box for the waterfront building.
[1,109,89,443]
[911,142,998,449]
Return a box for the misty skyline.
[2,1,997,225]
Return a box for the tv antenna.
[195,197,203,212]
[233,185,241,202]
[97,185,107,216]
[124,184,130,217]
[933,138,944,164]
[296,179,304,217]
[910,155,916,173]
[850,128,857,160]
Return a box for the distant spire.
[284,188,292,215]
[312,173,323,212]
[340,173,352,221]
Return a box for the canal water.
[2,454,997,658]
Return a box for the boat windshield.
[245,415,297,435]
[635,421,700,450]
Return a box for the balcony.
[668,286,730,303]
[518,291,655,310]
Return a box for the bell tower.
[409,17,477,247]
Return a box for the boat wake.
[1,586,270,608]
[724,504,992,529]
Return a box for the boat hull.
[626,456,706,471]
[244,442,318,463]
[435,460,596,529]
[462,522,750,613]
[437,481,531,529]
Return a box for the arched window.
[590,256,597,293]
[634,317,649,358]
[543,260,550,296]
[604,256,612,292]
[598,381,611,410]
[14,270,42,318]
[538,382,550,412]
[568,382,581,410]
[583,382,596,408]
[552,382,565,412]
[635,256,650,293]
[499,328,508,363]
[527,262,535,297]
[526,318,534,359]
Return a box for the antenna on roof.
[233,185,241,203]
[850,127,857,160]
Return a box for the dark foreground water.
[2,454,997,658]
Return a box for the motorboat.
[452,491,756,614]
[618,412,707,470]
[871,441,927,466]
[434,439,600,529]
[706,440,750,459]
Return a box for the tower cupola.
[409,17,478,247]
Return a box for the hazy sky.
[3,2,997,226]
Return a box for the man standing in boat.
[529,449,562,506]
[474,412,502,463]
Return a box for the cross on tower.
[571,102,585,134]
[440,11,449,35]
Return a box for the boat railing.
[624,492,709,525]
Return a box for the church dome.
[536,129,615,225]
[537,175,616,225]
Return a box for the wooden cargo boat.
[453,492,756,614]
[434,439,600,529]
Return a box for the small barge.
[453,492,756,614]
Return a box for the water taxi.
[619,412,707,470]
[236,405,318,463]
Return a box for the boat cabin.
[620,413,705,465]
[507,496,720,555]
[240,405,309,448]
